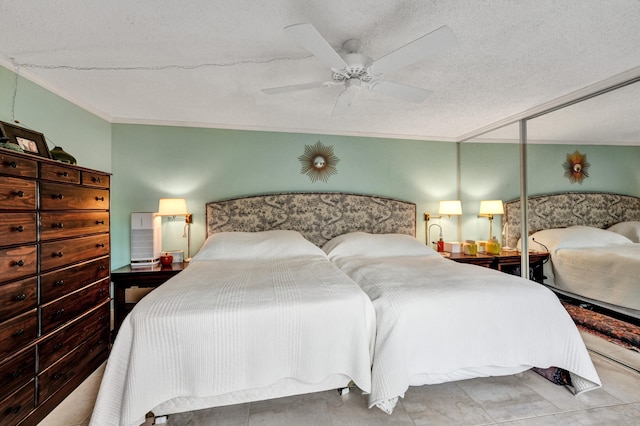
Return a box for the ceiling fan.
[262,23,457,115]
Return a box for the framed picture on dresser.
[0,120,51,158]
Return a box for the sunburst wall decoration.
[562,150,590,184]
[298,141,340,183]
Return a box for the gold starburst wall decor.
[562,150,590,184]
[298,141,340,183]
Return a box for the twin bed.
[504,192,640,318]
[91,193,601,426]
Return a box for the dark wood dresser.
[0,148,111,426]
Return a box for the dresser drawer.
[0,310,37,360]
[40,257,110,304]
[0,347,35,398]
[0,213,36,247]
[38,334,108,404]
[0,380,34,426]
[41,279,109,335]
[0,277,37,323]
[0,177,36,210]
[39,163,81,184]
[40,234,110,272]
[82,171,110,189]
[0,245,37,284]
[40,211,110,240]
[39,302,110,371]
[40,183,109,210]
[0,152,37,178]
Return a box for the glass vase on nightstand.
[486,237,501,255]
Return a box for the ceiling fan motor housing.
[332,53,373,83]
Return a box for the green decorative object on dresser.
[50,146,77,165]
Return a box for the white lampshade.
[438,200,462,216]
[157,198,189,216]
[479,200,504,215]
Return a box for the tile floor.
[39,330,640,426]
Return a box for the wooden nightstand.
[447,250,549,283]
[111,262,187,337]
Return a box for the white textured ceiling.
[1,0,640,143]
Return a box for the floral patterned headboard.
[206,192,416,247]
[504,192,640,248]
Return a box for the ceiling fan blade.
[370,81,433,103]
[331,86,358,116]
[285,23,348,71]
[262,81,329,95]
[369,25,457,76]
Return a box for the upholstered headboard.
[206,192,416,246]
[504,192,640,248]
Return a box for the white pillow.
[192,230,325,261]
[527,225,633,253]
[607,221,640,243]
[322,232,437,260]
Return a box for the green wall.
[2,64,639,270]
[110,124,458,268]
[0,65,111,172]
[460,143,520,242]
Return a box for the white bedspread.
[90,257,375,426]
[525,226,640,313]
[548,244,640,311]
[332,254,601,413]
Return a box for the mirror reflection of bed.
[505,192,640,318]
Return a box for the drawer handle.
[99,265,106,271]
[7,161,18,168]
[54,222,64,228]
[13,328,25,337]
[14,190,25,197]
[61,171,69,177]
[54,280,64,287]
[54,343,63,351]
[99,287,107,294]
[15,225,24,232]
[96,220,105,224]
[14,260,25,267]
[13,293,26,301]
[53,373,63,380]
[99,315,106,321]
[93,177,102,183]
[97,243,105,248]
[96,196,105,201]
[53,194,64,199]
[55,251,64,257]
[9,405,22,414]
[54,308,65,317]
[10,369,24,378]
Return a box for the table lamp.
[424,200,462,245]
[156,198,193,262]
[478,200,504,240]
